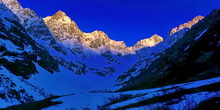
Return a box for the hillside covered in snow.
[0,0,220,110]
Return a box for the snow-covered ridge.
[134,34,163,50]
[0,0,90,75]
[44,11,164,55]
[115,15,206,86]
[169,15,204,35]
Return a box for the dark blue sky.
[19,0,220,46]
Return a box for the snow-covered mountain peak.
[43,11,83,44]
[44,11,164,55]
[169,15,204,35]
[44,10,71,23]
[149,34,163,42]
[82,30,110,43]
[0,0,23,14]
[54,10,67,17]
[1,0,41,25]
[134,34,163,50]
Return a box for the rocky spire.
[169,15,204,35]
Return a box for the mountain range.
[43,10,163,55]
[0,0,220,109]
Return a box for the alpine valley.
[0,0,220,110]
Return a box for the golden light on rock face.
[43,10,164,55]
[134,34,163,49]
[170,16,204,35]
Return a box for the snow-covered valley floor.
[1,63,220,110]
[43,77,220,110]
